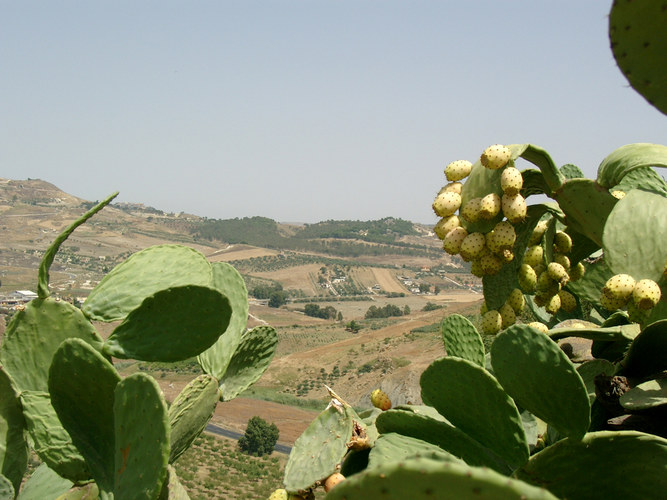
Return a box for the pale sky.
[1,1,665,223]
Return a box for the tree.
[238,416,279,457]
[268,291,287,308]
[403,305,411,315]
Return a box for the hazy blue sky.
[1,1,665,223]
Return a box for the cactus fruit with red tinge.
[370,389,392,411]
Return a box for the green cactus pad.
[514,431,667,499]
[53,483,99,500]
[560,163,584,179]
[17,463,74,500]
[0,476,12,500]
[283,404,355,492]
[37,192,117,299]
[603,188,667,281]
[168,375,219,463]
[157,465,190,500]
[613,166,667,197]
[548,323,640,342]
[491,325,590,440]
[610,0,667,115]
[0,298,104,393]
[421,357,528,469]
[553,178,617,246]
[576,359,616,404]
[197,263,249,382]
[623,319,667,378]
[113,373,170,500]
[440,314,484,367]
[103,285,231,362]
[620,378,666,411]
[20,391,90,482]
[375,409,512,474]
[520,169,550,197]
[49,338,120,493]
[218,325,278,401]
[516,144,565,192]
[566,257,614,307]
[367,433,464,469]
[597,143,667,188]
[326,457,558,500]
[82,244,213,322]
[0,368,28,493]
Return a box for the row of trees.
[303,303,342,320]
[364,304,410,319]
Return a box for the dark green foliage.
[303,303,338,319]
[268,291,287,308]
[365,304,405,319]
[250,282,283,299]
[238,416,279,457]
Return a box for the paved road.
[205,423,292,455]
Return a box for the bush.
[238,416,279,457]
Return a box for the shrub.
[238,416,280,457]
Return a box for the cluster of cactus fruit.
[0,194,278,499]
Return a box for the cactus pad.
[113,373,170,500]
[421,357,528,469]
[367,432,463,469]
[622,319,667,378]
[18,463,74,500]
[82,244,213,322]
[491,325,590,440]
[218,325,278,401]
[620,378,666,411]
[0,368,28,493]
[596,143,667,188]
[440,314,485,367]
[514,431,667,499]
[326,457,558,500]
[103,285,231,362]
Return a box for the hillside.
[0,177,483,447]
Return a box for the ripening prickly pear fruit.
[461,197,483,223]
[547,262,569,285]
[479,301,488,316]
[569,261,585,282]
[553,231,573,254]
[536,272,561,300]
[610,190,626,200]
[632,279,662,310]
[485,229,501,254]
[445,160,473,181]
[527,322,549,334]
[507,288,525,313]
[442,226,468,255]
[268,489,288,500]
[481,310,502,335]
[438,181,463,196]
[433,215,460,240]
[502,193,527,223]
[499,303,516,329]
[480,253,503,275]
[432,191,462,217]
[500,166,523,195]
[459,232,486,261]
[491,220,516,248]
[324,473,346,492]
[480,144,511,170]
[553,253,571,271]
[479,193,502,220]
[498,248,514,264]
[600,291,627,311]
[558,290,577,312]
[371,389,391,411]
[470,259,485,277]
[529,220,549,245]
[518,264,538,293]
[523,245,544,268]
[602,274,636,303]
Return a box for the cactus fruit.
[371,389,391,411]
[442,227,468,255]
[438,182,463,195]
[499,303,516,329]
[470,259,485,278]
[481,310,502,335]
[523,246,544,268]
[545,294,562,315]
[602,274,636,303]
[610,190,626,200]
[632,279,662,310]
[433,215,460,240]
[432,191,462,217]
[502,193,527,223]
[480,253,503,276]
[500,166,523,195]
[479,302,488,316]
[480,144,511,170]
[479,193,502,220]
[268,489,288,500]
[553,231,573,254]
[537,272,560,298]
[553,253,571,271]
[461,197,483,223]
[547,262,569,285]
[600,291,627,311]
[459,232,486,261]
[527,322,549,334]
[324,473,346,492]
[529,220,549,245]
[558,290,577,313]
[445,160,473,181]
[507,288,525,313]
[492,221,516,249]
[569,261,586,282]
[518,264,538,293]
